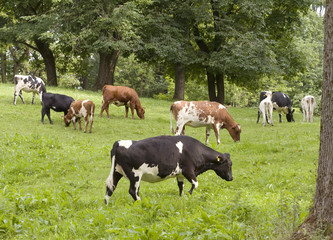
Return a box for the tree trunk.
[173,63,185,100]
[207,70,217,102]
[216,72,225,104]
[95,50,120,90]
[81,76,89,90]
[34,39,57,86]
[1,51,6,83]
[206,69,225,104]
[292,1,333,239]
[313,0,333,228]
[8,46,20,76]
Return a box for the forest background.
[0,0,325,110]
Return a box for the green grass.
[0,83,321,239]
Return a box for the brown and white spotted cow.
[99,85,145,119]
[170,101,241,144]
[63,100,95,133]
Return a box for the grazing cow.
[104,135,233,203]
[41,93,75,124]
[301,95,316,122]
[258,91,273,126]
[99,85,145,119]
[63,100,95,133]
[170,101,241,145]
[257,91,295,123]
[13,75,46,105]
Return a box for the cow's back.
[103,85,138,103]
[271,92,292,108]
[114,136,206,172]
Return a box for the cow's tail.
[170,104,175,134]
[106,141,119,190]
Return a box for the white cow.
[13,75,46,105]
[258,91,273,126]
[301,95,316,122]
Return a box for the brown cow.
[63,100,95,133]
[99,85,145,119]
[170,101,241,144]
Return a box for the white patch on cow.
[192,179,198,189]
[52,106,57,110]
[78,100,89,117]
[171,163,182,176]
[132,163,182,183]
[133,163,160,182]
[176,141,183,153]
[176,103,215,129]
[218,104,226,109]
[118,140,132,149]
[115,164,126,177]
[273,103,289,114]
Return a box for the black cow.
[41,92,74,124]
[13,75,46,105]
[104,135,233,203]
[257,91,295,123]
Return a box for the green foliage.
[114,54,168,97]
[0,83,323,239]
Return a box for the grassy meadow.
[0,83,322,239]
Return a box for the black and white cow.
[257,91,295,123]
[41,92,74,124]
[104,135,233,203]
[13,75,46,105]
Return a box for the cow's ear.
[217,155,226,163]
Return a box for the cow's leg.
[262,108,266,126]
[18,90,25,104]
[13,90,18,105]
[256,110,261,123]
[32,93,35,104]
[72,117,77,130]
[176,177,185,196]
[84,116,88,133]
[212,124,220,144]
[105,171,123,205]
[302,108,306,122]
[78,118,82,130]
[125,106,129,118]
[175,123,185,136]
[182,171,198,195]
[130,105,135,119]
[128,176,142,201]
[269,106,274,126]
[42,107,53,124]
[100,101,111,118]
[89,114,94,133]
[279,113,282,123]
[205,127,211,144]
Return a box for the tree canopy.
[0,0,323,106]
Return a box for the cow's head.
[137,107,145,119]
[286,109,295,122]
[213,153,233,181]
[62,116,72,126]
[229,124,241,142]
